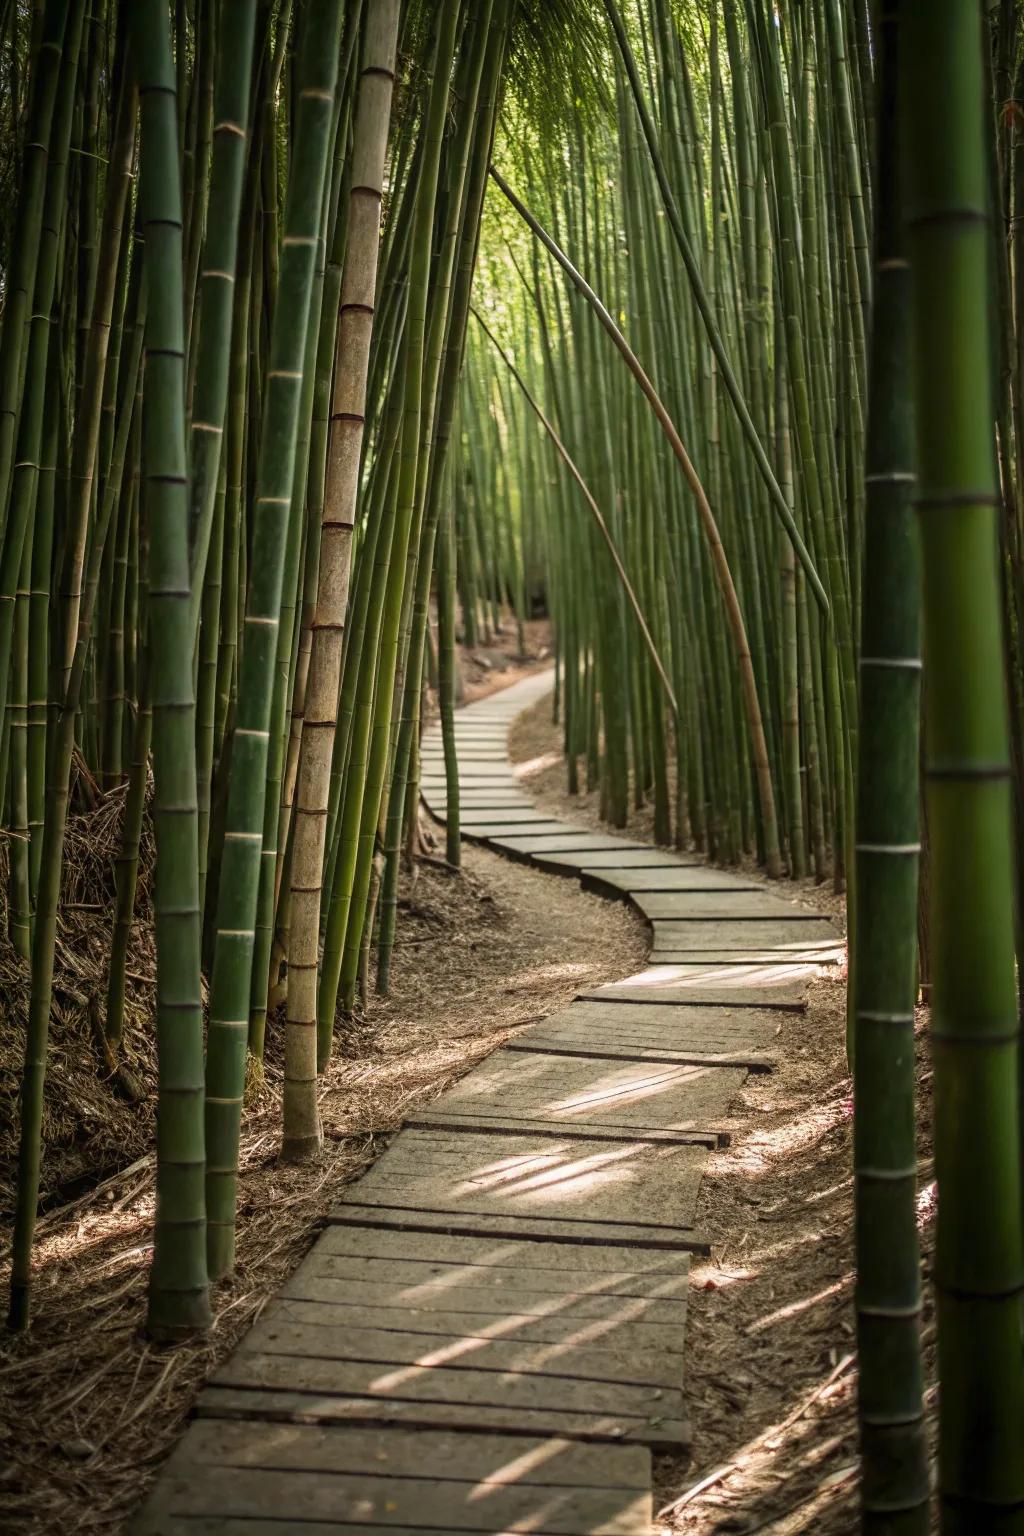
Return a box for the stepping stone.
[438,790,532,805]
[422,748,508,761]
[432,802,536,817]
[331,1127,708,1240]
[138,1422,654,1533]
[413,1049,742,1141]
[512,1000,781,1069]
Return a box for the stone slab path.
[137,671,842,1535]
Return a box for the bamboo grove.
[3,0,1024,1529]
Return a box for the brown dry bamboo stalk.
[283,0,400,1158]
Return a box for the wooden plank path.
[137,671,842,1535]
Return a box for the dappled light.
[0,0,1011,1531]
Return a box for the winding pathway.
[138,671,842,1536]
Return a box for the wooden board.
[281,1274,686,1323]
[583,958,816,1007]
[496,834,653,856]
[409,1111,723,1147]
[416,1049,744,1137]
[236,1315,683,1392]
[512,1000,781,1066]
[197,1384,688,1447]
[314,1221,691,1276]
[268,1296,689,1353]
[205,1355,685,1443]
[308,1228,693,1290]
[136,1422,653,1534]
[146,1419,653,1489]
[632,892,826,921]
[581,866,762,891]
[329,1203,710,1253]
[648,949,842,967]
[534,848,703,870]
[648,917,839,952]
[333,1128,708,1236]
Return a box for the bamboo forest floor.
[0,655,939,1536]
[0,639,648,1534]
[510,701,940,1535]
[127,669,850,1535]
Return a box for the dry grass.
[0,746,646,1534]
[652,976,936,1536]
[508,690,937,1535]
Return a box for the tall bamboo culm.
[904,0,1024,1524]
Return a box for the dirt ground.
[0,642,645,1535]
[1,639,939,1536]
[508,688,937,1535]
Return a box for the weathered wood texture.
[137,1423,653,1534]
[331,1126,709,1232]
[417,1048,744,1136]
[137,671,837,1535]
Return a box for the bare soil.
[508,690,938,1535]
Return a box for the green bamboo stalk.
[493,166,782,877]
[852,7,929,1527]
[903,0,1024,1523]
[204,0,345,1269]
[132,0,210,1338]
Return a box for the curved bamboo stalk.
[492,166,782,877]
[472,306,678,719]
[602,0,829,620]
